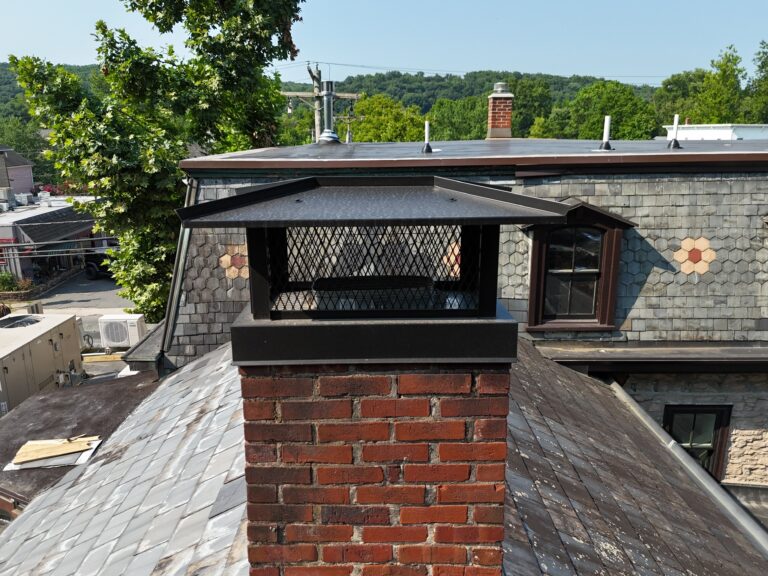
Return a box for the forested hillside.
[3,42,768,156]
[283,70,654,114]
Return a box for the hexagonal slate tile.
[675,236,716,275]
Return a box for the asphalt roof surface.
[16,206,94,244]
[0,154,9,188]
[0,341,764,574]
[0,372,158,505]
[180,138,768,172]
[0,147,33,168]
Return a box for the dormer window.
[543,226,603,319]
[527,200,635,332]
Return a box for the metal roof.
[177,176,569,228]
[179,138,768,173]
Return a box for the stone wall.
[241,365,510,575]
[495,173,768,342]
[625,373,768,485]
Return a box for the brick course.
[241,365,510,575]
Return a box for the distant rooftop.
[0,196,93,227]
[0,147,32,168]
[663,124,768,141]
[180,138,768,174]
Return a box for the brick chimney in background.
[176,177,568,575]
[486,82,514,139]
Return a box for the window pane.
[685,447,714,471]
[691,413,716,446]
[547,228,574,271]
[544,274,569,316]
[574,228,602,270]
[569,278,597,316]
[670,413,694,444]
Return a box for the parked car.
[83,253,111,280]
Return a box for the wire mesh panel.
[267,225,480,317]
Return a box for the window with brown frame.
[663,405,732,481]
[527,202,633,331]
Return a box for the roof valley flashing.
[176,175,568,365]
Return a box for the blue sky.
[1,1,766,86]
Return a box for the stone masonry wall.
[496,173,768,342]
[625,373,768,485]
[240,365,511,576]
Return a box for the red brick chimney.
[242,365,510,575]
[176,176,569,575]
[486,82,514,139]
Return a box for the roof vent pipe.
[421,120,432,154]
[318,80,340,144]
[667,114,683,149]
[598,115,613,151]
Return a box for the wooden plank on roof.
[12,436,101,464]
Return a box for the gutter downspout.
[609,380,768,560]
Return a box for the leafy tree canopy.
[694,45,746,123]
[11,0,303,321]
[428,96,487,141]
[566,80,657,140]
[349,94,424,142]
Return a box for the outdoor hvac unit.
[98,314,147,348]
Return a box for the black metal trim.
[230,305,517,365]
[478,225,500,317]
[558,358,768,374]
[246,228,271,319]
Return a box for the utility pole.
[308,63,322,144]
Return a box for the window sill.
[526,321,617,333]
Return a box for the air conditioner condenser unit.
[98,314,147,348]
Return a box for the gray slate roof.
[0,340,765,575]
[504,340,767,575]
[0,344,248,576]
[0,147,33,168]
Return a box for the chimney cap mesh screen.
[267,225,480,316]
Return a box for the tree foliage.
[349,94,424,142]
[565,81,657,140]
[10,0,303,321]
[694,46,746,123]
[428,96,487,141]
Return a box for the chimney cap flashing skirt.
[230,304,517,366]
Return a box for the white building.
[664,123,768,140]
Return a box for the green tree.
[652,69,708,126]
[565,80,657,140]
[745,41,768,122]
[277,104,314,145]
[11,0,303,321]
[349,94,424,142]
[0,116,57,184]
[510,77,553,137]
[694,45,746,123]
[428,96,487,140]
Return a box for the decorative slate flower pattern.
[219,243,250,279]
[673,237,716,274]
